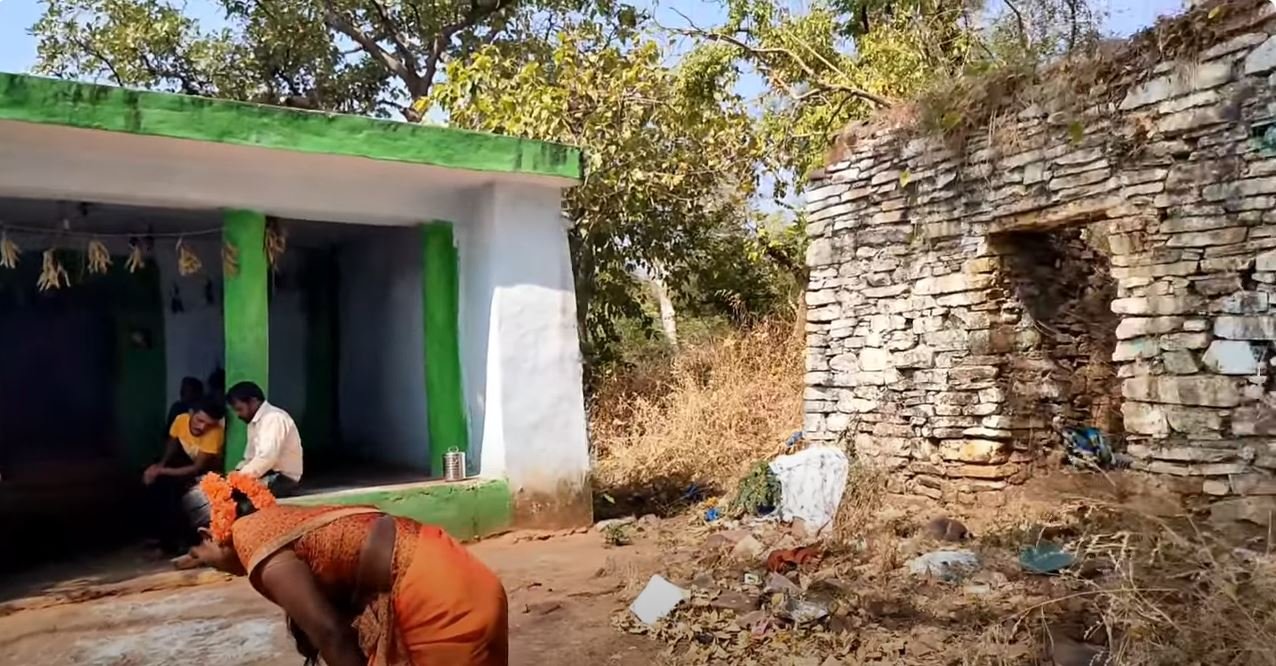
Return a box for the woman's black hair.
[182,484,261,531]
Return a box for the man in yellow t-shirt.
[142,398,226,554]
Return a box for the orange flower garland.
[199,472,278,543]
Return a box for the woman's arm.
[256,549,365,666]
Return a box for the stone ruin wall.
[803,3,1276,504]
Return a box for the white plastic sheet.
[768,446,850,535]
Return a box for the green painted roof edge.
[0,72,583,182]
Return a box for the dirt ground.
[1,470,1265,666]
[0,531,665,666]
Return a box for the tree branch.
[71,37,125,86]
[320,2,425,97]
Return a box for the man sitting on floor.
[165,376,204,429]
[143,397,226,554]
[226,381,304,496]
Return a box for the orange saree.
[231,505,509,666]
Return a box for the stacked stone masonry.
[804,2,1276,502]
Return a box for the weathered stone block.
[1245,35,1276,75]
[1122,375,1243,407]
[1111,295,1203,316]
[1215,316,1276,340]
[1160,332,1212,351]
[939,439,1010,464]
[1233,405,1276,436]
[1115,316,1184,340]
[913,273,994,296]
[1203,340,1263,375]
[1122,401,1169,437]
[1113,338,1160,362]
[1167,227,1249,248]
[1211,291,1269,314]
[1162,350,1200,374]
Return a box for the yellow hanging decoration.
[177,238,203,276]
[265,220,287,271]
[126,238,146,273]
[87,239,112,275]
[0,232,19,269]
[222,241,240,277]
[37,249,69,291]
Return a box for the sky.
[0,0,1188,77]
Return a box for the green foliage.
[31,0,592,117]
[730,459,780,517]
[428,17,765,366]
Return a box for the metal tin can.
[443,448,466,482]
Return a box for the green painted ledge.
[283,478,512,541]
[0,73,583,182]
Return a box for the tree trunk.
[649,275,678,347]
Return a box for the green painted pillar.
[421,222,468,475]
[223,209,270,472]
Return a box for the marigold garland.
[199,472,278,544]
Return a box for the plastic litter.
[628,575,689,624]
[768,446,850,535]
[1019,542,1077,574]
[907,549,980,582]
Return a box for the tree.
[428,17,764,365]
[31,0,590,118]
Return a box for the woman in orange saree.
[185,473,508,666]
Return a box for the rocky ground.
[2,469,1273,666]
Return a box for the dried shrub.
[589,317,803,503]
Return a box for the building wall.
[156,237,225,404]
[803,3,1276,501]
[458,183,592,526]
[338,228,430,471]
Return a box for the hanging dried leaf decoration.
[87,239,112,274]
[265,219,287,271]
[0,231,19,269]
[37,249,70,291]
[177,238,202,276]
[126,237,146,273]
[222,241,239,277]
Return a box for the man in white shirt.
[225,381,304,496]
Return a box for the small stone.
[1233,405,1276,436]
[913,273,995,296]
[1111,295,1203,316]
[1203,340,1262,375]
[1210,497,1276,527]
[1211,291,1269,315]
[1203,479,1231,496]
[730,535,767,562]
[595,517,636,532]
[923,517,970,542]
[940,439,1009,464]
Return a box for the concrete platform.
[282,477,512,541]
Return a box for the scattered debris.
[523,600,563,615]
[923,517,970,542]
[628,575,688,625]
[907,549,980,582]
[766,546,821,573]
[763,572,802,595]
[594,517,636,532]
[1047,626,1109,666]
[769,446,849,535]
[730,535,767,561]
[777,597,830,625]
[704,507,721,522]
[1061,426,1115,469]
[1020,542,1077,575]
[709,590,760,613]
[704,529,749,550]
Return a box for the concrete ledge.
[282,477,513,541]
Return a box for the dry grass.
[589,317,804,503]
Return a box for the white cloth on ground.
[768,446,849,535]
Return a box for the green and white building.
[0,72,591,565]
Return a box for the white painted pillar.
[458,183,591,527]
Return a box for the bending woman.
[185,473,508,665]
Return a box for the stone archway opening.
[990,225,1123,460]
